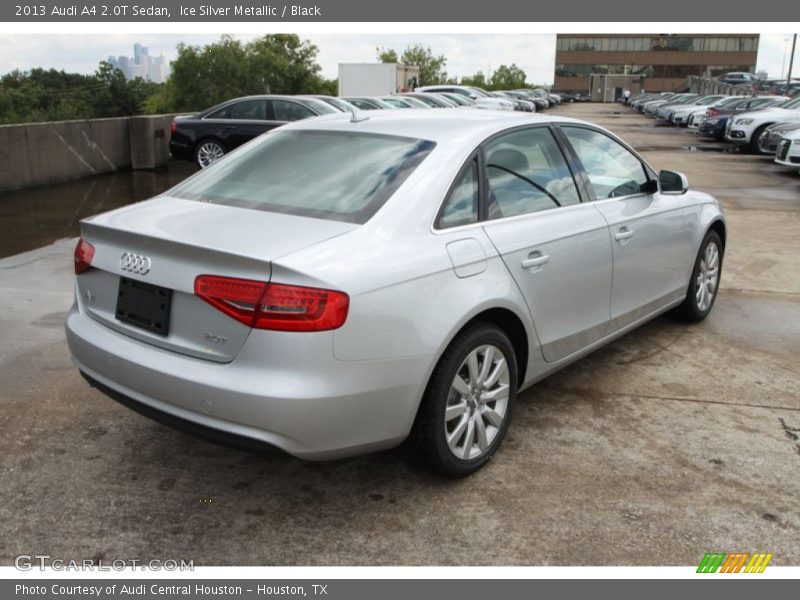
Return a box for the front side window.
[436,158,479,229]
[169,130,435,224]
[561,127,650,199]
[484,128,581,219]
[271,100,315,122]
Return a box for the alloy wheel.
[196,141,225,168]
[444,344,510,460]
[695,241,720,312]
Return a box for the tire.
[194,138,226,169]
[404,323,518,477]
[675,230,723,322]
[748,124,770,154]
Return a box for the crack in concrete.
[613,331,687,365]
[720,287,800,298]
[547,387,800,412]
[778,418,800,456]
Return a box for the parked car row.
[749,77,800,97]
[170,88,562,169]
[626,90,800,173]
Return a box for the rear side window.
[485,127,581,219]
[169,130,435,224]
[436,158,479,229]
[230,100,266,120]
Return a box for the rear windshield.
[169,130,435,224]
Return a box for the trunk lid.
[76,196,356,362]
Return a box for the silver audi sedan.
[66,109,725,476]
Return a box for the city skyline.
[107,42,169,83]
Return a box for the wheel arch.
[707,218,726,252]
[443,306,531,389]
[194,135,226,150]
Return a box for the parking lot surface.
[0,103,798,566]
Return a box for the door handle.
[521,251,550,270]
[614,227,634,243]
[224,125,237,130]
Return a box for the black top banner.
[3,0,799,21]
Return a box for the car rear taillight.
[707,108,721,116]
[74,238,95,274]
[194,275,349,332]
[170,121,177,134]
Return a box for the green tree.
[0,64,160,124]
[399,44,448,86]
[92,61,157,117]
[488,64,528,90]
[168,35,249,111]
[168,34,327,111]
[376,46,398,63]
[459,71,488,88]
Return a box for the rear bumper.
[66,304,432,460]
[168,139,193,161]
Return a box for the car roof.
[276,107,586,146]
[200,95,317,114]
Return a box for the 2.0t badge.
[119,252,151,275]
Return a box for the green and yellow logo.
[697,552,773,573]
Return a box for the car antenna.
[350,106,369,123]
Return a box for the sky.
[0,33,797,83]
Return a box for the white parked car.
[725,96,800,152]
[416,85,514,111]
[671,96,733,127]
[774,129,800,172]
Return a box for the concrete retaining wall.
[687,76,753,97]
[0,114,176,192]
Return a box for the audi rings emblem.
[120,252,152,275]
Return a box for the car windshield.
[300,98,339,115]
[317,97,354,112]
[719,97,746,108]
[778,96,800,109]
[169,130,435,224]
[468,87,491,98]
[383,98,410,108]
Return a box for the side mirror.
[659,170,689,195]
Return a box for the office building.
[554,34,760,94]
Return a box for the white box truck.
[338,63,420,97]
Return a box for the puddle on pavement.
[0,162,196,259]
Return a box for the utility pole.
[788,34,797,87]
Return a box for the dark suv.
[169,95,338,168]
